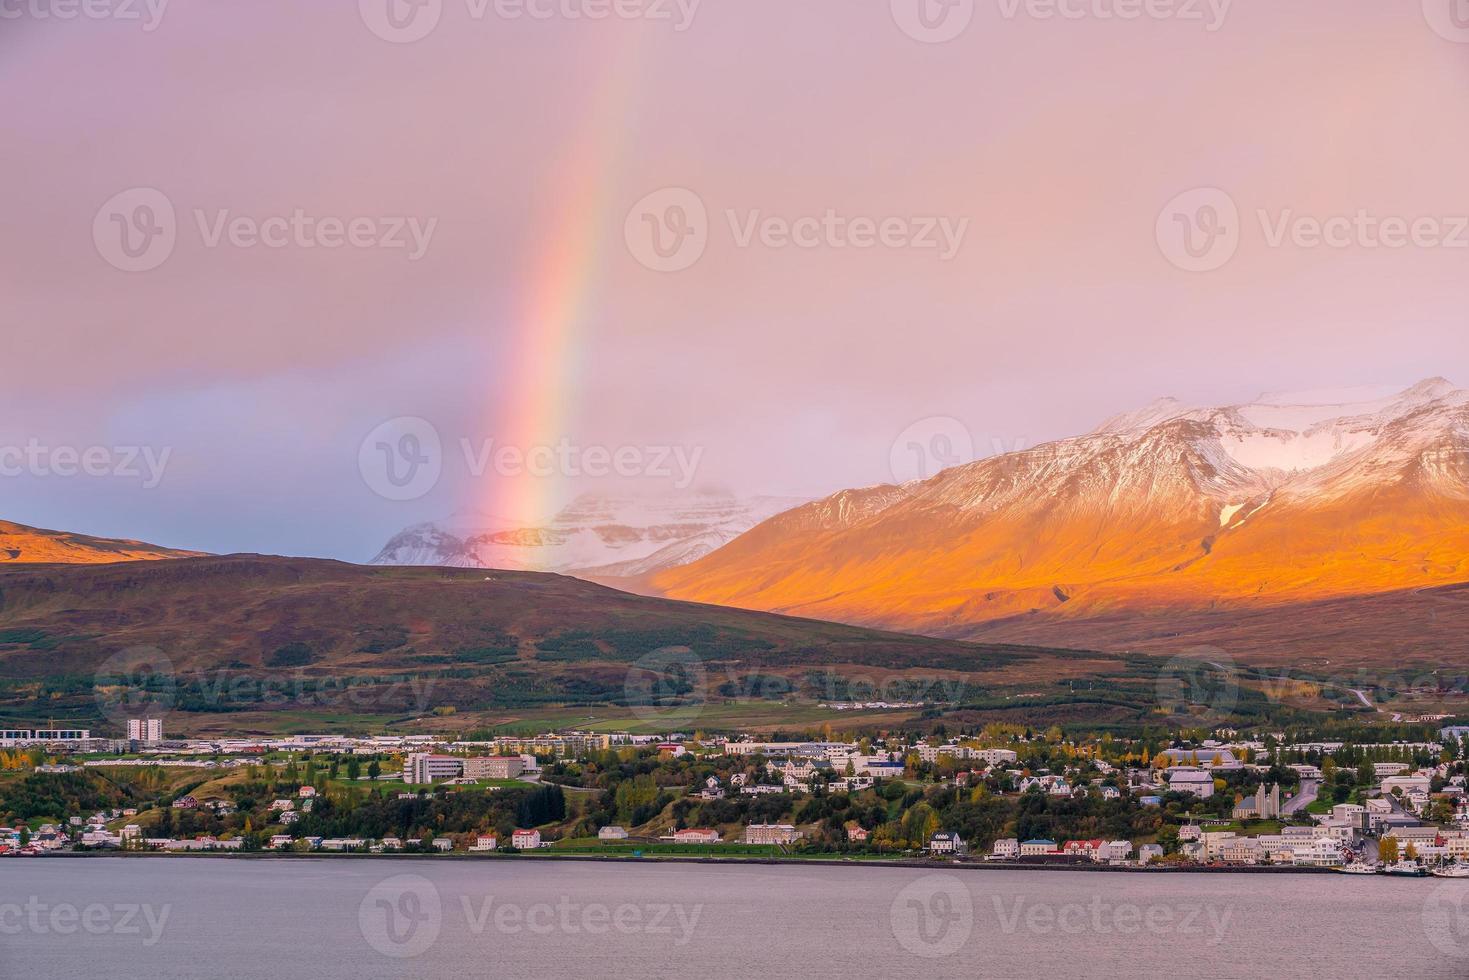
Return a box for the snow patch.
[1220,429,1377,473]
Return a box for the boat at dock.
[1431,863,1469,878]
[1335,863,1378,875]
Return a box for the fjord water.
[3,858,1464,979]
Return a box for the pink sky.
[2,2,1467,557]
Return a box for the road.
[1282,779,1319,815]
[1347,688,1379,711]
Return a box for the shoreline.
[36,850,1340,874]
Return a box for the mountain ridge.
[644,379,1469,655]
[370,491,807,576]
[0,520,200,565]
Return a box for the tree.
[1379,837,1399,863]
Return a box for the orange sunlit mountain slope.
[0,520,199,564]
[647,380,1469,651]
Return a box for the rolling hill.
[0,555,1130,733]
[0,520,199,565]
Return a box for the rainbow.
[484,40,646,529]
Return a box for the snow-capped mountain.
[369,491,806,577]
[648,379,1469,646]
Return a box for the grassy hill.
[0,555,1124,734]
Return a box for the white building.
[598,826,629,841]
[462,756,527,780]
[1157,748,1239,769]
[744,824,803,845]
[403,753,464,784]
[1166,768,1215,798]
[1201,831,1237,859]
[127,718,164,744]
[1289,838,1344,867]
[991,838,1019,859]
[1381,774,1433,797]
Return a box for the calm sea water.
[3,858,1466,979]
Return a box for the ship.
[1431,862,1469,879]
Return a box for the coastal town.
[5,720,1469,878]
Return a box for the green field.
[474,701,925,736]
